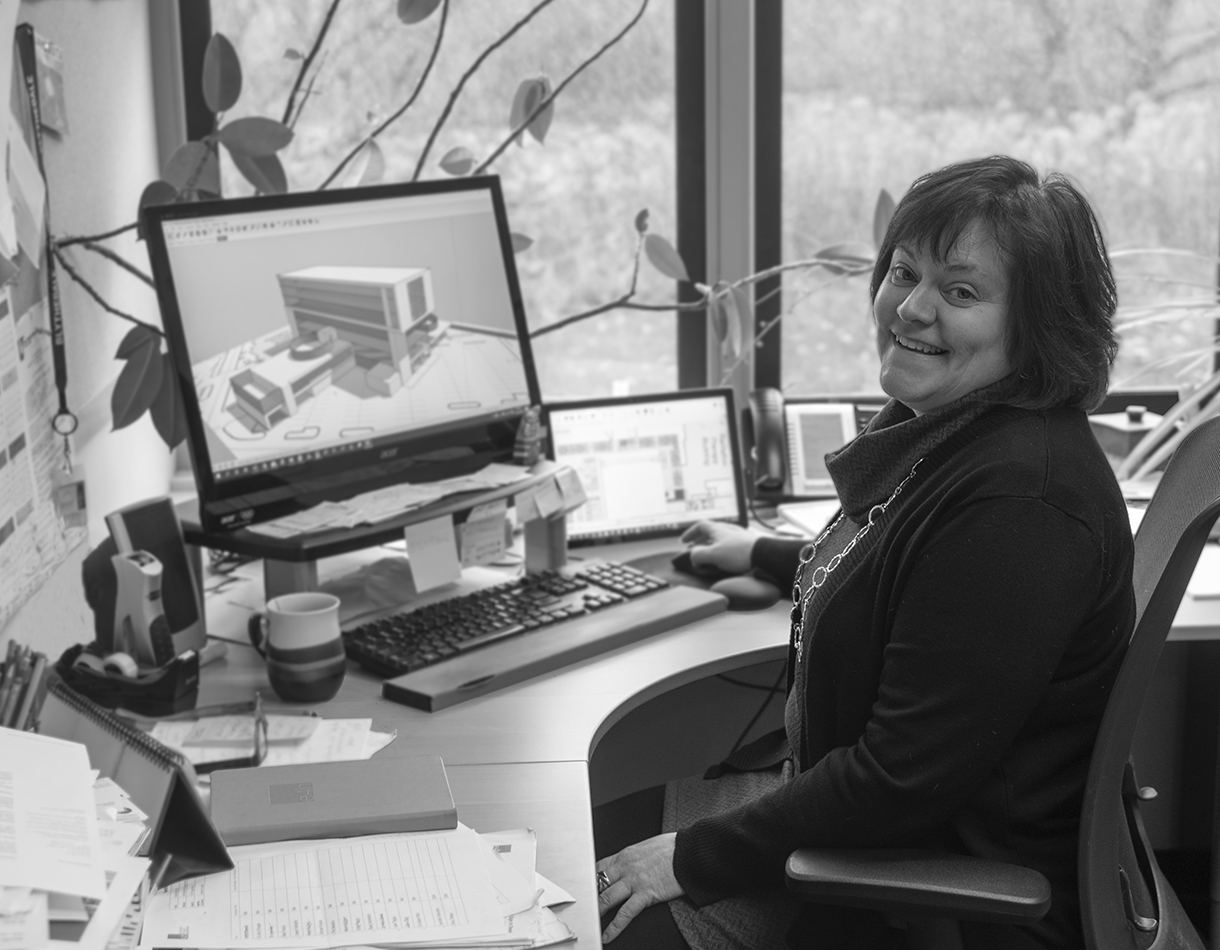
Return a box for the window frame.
[175,2,782,393]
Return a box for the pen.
[116,699,320,726]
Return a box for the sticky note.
[555,468,587,511]
[404,515,462,592]
[534,476,564,519]
[461,500,508,567]
[515,485,542,523]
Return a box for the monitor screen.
[143,177,541,532]
[543,389,747,545]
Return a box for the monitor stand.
[179,462,571,600]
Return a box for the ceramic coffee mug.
[249,592,346,703]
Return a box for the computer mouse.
[709,575,783,611]
[670,548,733,579]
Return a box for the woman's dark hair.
[869,155,1118,412]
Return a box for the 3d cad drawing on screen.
[194,262,527,469]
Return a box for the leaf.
[398,0,443,24]
[353,140,385,186]
[814,241,876,276]
[509,76,553,146]
[730,284,753,357]
[217,116,294,157]
[439,146,476,177]
[708,285,728,343]
[526,76,553,144]
[230,151,288,194]
[136,181,179,240]
[149,351,189,449]
[872,188,896,250]
[643,233,690,281]
[284,48,304,61]
[115,324,158,360]
[510,232,534,254]
[634,208,650,233]
[162,142,220,194]
[111,335,164,431]
[202,33,242,114]
[720,287,742,360]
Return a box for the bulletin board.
[0,17,87,630]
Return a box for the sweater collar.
[826,382,1012,521]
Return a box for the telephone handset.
[744,389,880,499]
[745,388,787,491]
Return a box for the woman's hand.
[596,833,683,943]
[680,520,758,575]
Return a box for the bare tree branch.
[319,0,450,190]
[56,223,139,248]
[282,0,344,128]
[289,52,328,131]
[412,0,560,182]
[530,296,708,338]
[473,0,650,176]
[53,247,163,335]
[1163,28,1220,71]
[79,242,154,288]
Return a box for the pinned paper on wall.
[405,515,462,592]
[460,499,508,568]
[555,468,587,512]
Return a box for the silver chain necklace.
[789,458,923,663]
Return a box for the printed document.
[0,731,105,899]
[138,825,509,949]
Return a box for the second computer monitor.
[543,389,747,545]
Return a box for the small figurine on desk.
[513,405,545,467]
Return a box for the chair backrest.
[1078,415,1220,949]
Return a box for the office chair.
[786,414,1220,950]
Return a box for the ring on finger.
[597,870,611,894]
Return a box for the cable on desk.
[747,494,785,532]
[726,662,788,758]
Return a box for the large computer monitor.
[142,177,541,533]
[542,389,748,545]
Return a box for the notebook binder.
[36,678,233,886]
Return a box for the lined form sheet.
[138,826,508,948]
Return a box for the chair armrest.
[785,848,1051,924]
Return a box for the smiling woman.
[594,156,1135,950]
[870,157,1120,415]
[873,222,1012,415]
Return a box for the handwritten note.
[460,500,508,568]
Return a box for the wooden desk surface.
[195,535,1220,946]
[198,589,789,945]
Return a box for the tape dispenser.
[111,550,176,668]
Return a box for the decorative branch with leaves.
[48,0,884,455]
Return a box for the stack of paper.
[0,730,150,950]
[137,825,575,949]
[248,464,530,539]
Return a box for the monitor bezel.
[142,176,542,531]
[541,387,749,546]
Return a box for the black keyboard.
[343,560,728,711]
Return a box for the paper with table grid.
[137,825,512,948]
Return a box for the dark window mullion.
[675,0,707,390]
[753,1,782,390]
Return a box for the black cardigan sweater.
[671,405,1135,948]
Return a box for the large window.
[781,0,1220,398]
[205,1,678,400]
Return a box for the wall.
[0,0,174,657]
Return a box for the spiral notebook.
[36,679,233,886]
